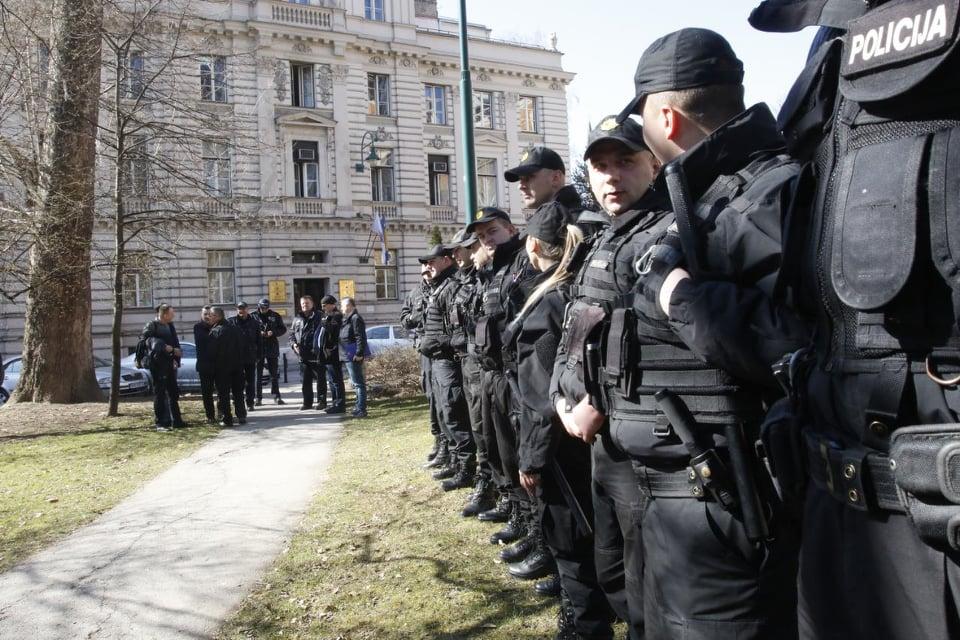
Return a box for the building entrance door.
[293,278,329,315]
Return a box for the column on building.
[332,63,354,216]
[504,90,523,216]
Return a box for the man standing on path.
[229,302,262,412]
[208,307,247,427]
[142,303,185,432]
[339,297,368,418]
[319,295,346,414]
[251,298,286,406]
[193,305,217,424]
[289,295,324,411]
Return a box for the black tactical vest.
[773,2,960,376]
[422,269,457,343]
[451,268,480,348]
[474,241,526,370]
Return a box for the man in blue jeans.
[338,297,367,418]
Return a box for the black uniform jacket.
[418,264,459,359]
[289,312,321,361]
[229,314,263,365]
[399,281,430,347]
[193,321,214,376]
[141,321,181,370]
[318,311,343,363]
[208,321,243,375]
[251,309,287,359]
[658,104,812,389]
[517,273,569,473]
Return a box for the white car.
[120,341,202,392]
[365,324,414,356]
[0,355,151,405]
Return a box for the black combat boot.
[499,532,536,562]
[426,433,443,462]
[432,459,458,481]
[477,491,512,523]
[461,476,496,518]
[555,590,583,640]
[423,439,449,469]
[507,531,556,580]
[534,573,562,598]
[441,460,475,491]
[489,502,526,545]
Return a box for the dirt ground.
[0,399,168,438]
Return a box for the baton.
[663,162,701,279]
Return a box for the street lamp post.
[458,0,477,227]
[354,130,380,173]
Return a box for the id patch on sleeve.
[843,0,958,76]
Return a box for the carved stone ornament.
[332,64,348,83]
[429,64,443,77]
[522,78,536,88]
[274,60,288,102]
[317,64,333,105]
[401,58,414,68]
[505,92,519,105]
[293,42,312,54]
[431,135,445,149]
[369,54,388,65]
[477,71,490,82]
[550,81,562,91]
[374,126,393,141]
[203,33,223,50]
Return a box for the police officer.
[401,265,444,465]
[516,204,615,639]
[505,145,582,219]
[448,229,498,517]
[468,206,534,547]
[748,3,960,638]
[606,28,810,637]
[418,244,476,490]
[251,298,287,405]
[550,117,668,640]
[229,302,262,412]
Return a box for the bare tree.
[0,0,105,403]
[96,0,256,415]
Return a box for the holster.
[890,424,960,552]
[759,397,807,519]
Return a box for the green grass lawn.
[218,397,561,640]
[0,400,219,572]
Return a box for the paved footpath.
[0,389,343,639]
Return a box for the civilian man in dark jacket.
[289,295,324,410]
[141,303,185,432]
[251,298,287,405]
[319,295,346,414]
[339,297,367,418]
[208,307,247,426]
[229,301,262,412]
[193,305,216,424]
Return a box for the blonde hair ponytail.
[520,224,584,316]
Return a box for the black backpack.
[135,321,157,369]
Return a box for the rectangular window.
[375,249,398,300]
[122,254,153,309]
[473,90,493,128]
[371,151,394,202]
[428,154,450,206]
[292,140,320,198]
[367,73,390,116]
[364,0,384,20]
[126,52,145,99]
[207,250,235,304]
[518,95,539,133]
[202,141,231,196]
[121,137,149,197]
[199,56,227,103]
[477,157,497,207]
[424,84,446,125]
[292,250,329,264]
[291,62,315,108]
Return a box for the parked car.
[365,324,414,356]
[0,355,151,405]
[120,341,201,392]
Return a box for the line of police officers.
[405,4,960,637]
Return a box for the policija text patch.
[843,0,958,76]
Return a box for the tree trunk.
[108,49,125,417]
[16,0,104,403]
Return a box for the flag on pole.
[371,213,390,264]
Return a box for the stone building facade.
[1,0,572,358]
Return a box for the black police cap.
[447,228,478,250]
[504,146,565,182]
[525,202,569,247]
[465,207,512,233]
[258,297,270,308]
[584,115,649,160]
[417,244,452,264]
[617,28,744,123]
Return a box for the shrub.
[365,346,422,398]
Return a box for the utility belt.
[634,459,730,502]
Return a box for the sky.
[435,0,818,159]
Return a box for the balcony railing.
[269,1,333,29]
[429,206,456,223]
[372,202,400,220]
[282,197,334,216]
